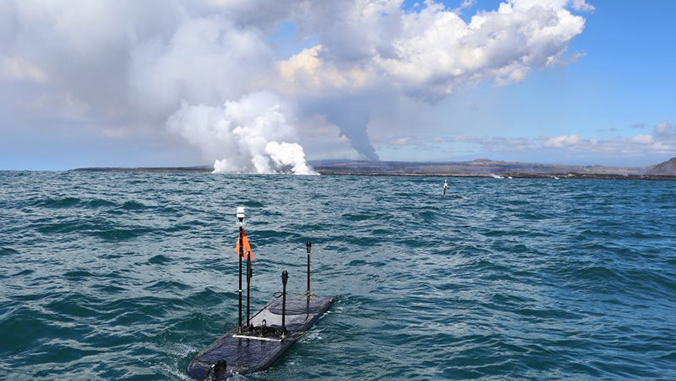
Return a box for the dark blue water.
[1,171,675,380]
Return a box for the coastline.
[314,171,676,181]
[70,166,676,181]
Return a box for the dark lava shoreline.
[315,171,676,181]
[72,166,212,174]
[71,167,676,181]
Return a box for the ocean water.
[1,171,675,380]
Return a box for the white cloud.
[571,0,595,12]
[128,16,273,117]
[102,127,133,139]
[274,45,372,93]
[654,121,673,136]
[17,91,91,120]
[391,137,410,145]
[544,134,583,148]
[449,135,537,152]
[0,57,48,83]
[630,134,653,145]
[380,0,585,97]
[1,0,591,166]
[274,0,589,158]
[458,0,477,10]
[288,0,586,100]
[448,121,676,157]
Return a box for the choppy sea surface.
[1,171,675,380]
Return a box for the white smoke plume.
[0,0,592,168]
[167,92,315,174]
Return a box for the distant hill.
[647,157,676,175]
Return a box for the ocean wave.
[1,172,675,379]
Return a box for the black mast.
[246,252,252,331]
[281,270,288,337]
[237,207,244,333]
[306,241,311,296]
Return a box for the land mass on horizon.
[72,157,676,180]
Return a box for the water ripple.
[0,172,675,379]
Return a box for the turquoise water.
[1,171,675,380]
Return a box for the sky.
[0,0,674,171]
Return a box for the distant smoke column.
[330,112,379,161]
[310,96,380,161]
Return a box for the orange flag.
[234,230,255,262]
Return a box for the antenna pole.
[236,207,244,333]
[281,270,288,337]
[246,254,252,332]
[306,242,311,296]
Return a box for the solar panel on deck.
[187,294,333,380]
